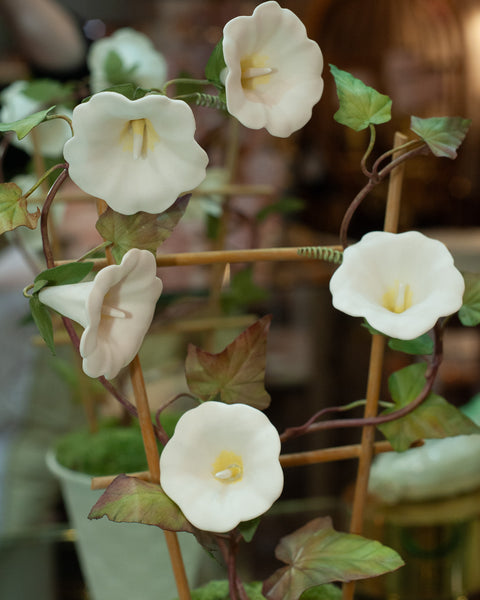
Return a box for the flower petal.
[160,401,283,533]
[329,231,465,340]
[80,248,162,378]
[64,91,208,215]
[222,1,324,137]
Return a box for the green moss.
[55,414,179,477]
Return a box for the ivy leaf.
[410,116,471,159]
[256,197,305,222]
[329,64,392,131]
[88,474,196,533]
[221,266,269,314]
[238,517,261,543]
[172,580,267,600]
[185,315,272,409]
[300,585,342,600]
[387,333,434,356]
[0,106,56,139]
[22,79,74,104]
[103,50,138,86]
[378,363,480,451]
[0,182,40,235]
[81,84,149,103]
[458,272,480,326]
[362,322,433,355]
[29,294,55,355]
[262,517,404,600]
[34,261,94,287]
[96,195,189,262]
[205,38,226,89]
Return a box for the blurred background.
[1,1,480,599]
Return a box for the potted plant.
[1,3,479,600]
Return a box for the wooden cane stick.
[342,132,407,600]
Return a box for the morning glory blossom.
[63,91,208,215]
[87,28,168,93]
[222,1,324,137]
[160,401,283,533]
[0,80,72,157]
[38,248,162,379]
[329,231,465,340]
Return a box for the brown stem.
[60,315,162,434]
[40,165,68,268]
[286,324,442,438]
[339,143,428,248]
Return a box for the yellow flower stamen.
[241,55,274,90]
[101,304,128,318]
[382,280,413,313]
[119,118,160,159]
[212,450,243,484]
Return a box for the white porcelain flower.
[329,231,465,340]
[160,401,283,533]
[38,248,162,379]
[0,80,72,157]
[87,28,168,94]
[63,91,208,215]
[222,1,324,137]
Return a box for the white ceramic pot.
[46,450,202,600]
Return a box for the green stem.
[23,283,35,298]
[23,162,68,201]
[45,113,74,136]
[161,78,211,96]
[76,240,112,262]
[360,124,376,177]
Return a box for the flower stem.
[40,165,68,268]
[23,163,67,201]
[339,141,429,248]
[45,113,74,136]
[75,240,112,262]
[360,124,376,177]
[162,78,211,96]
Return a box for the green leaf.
[0,106,56,139]
[362,322,433,355]
[185,315,272,409]
[410,115,471,159]
[96,195,189,262]
[387,333,434,355]
[82,84,149,103]
[459,272,480,326]
[0,182,40,235]
[29,294,55,355]
[221,266,269,314]
[205,38,226,89]
[238,517,261,543]
[300,584,341,600]
[256,197,305,222]
[378,363,480,451]
[263,517,403,600]
[171,580,266,600]
[103,50,138,86]
[329,64,392,131]
[34,261,94,287]
[88,474,196,533]
[22,79,74,105]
